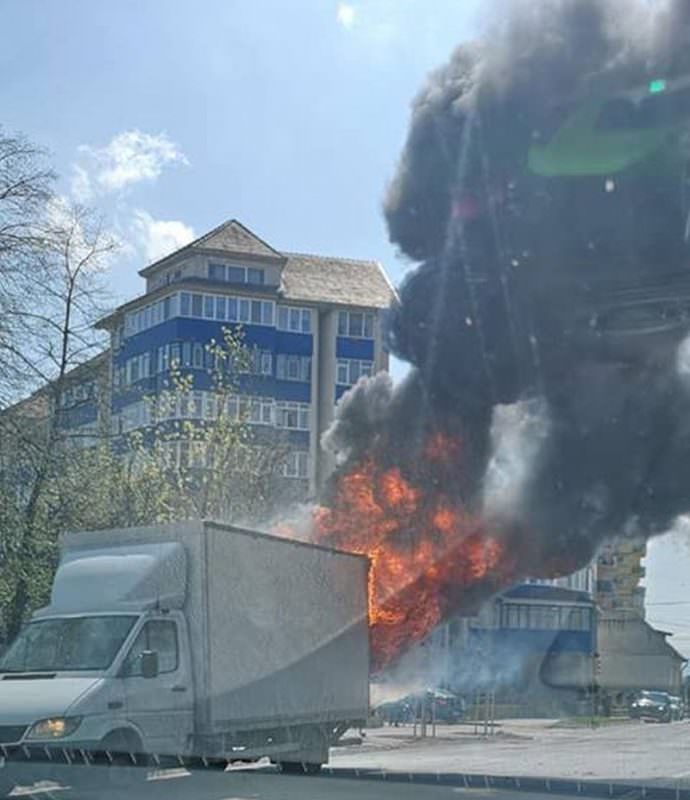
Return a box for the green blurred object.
[527,76,690,177]
[528,97,672,177]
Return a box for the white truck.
[0,521,369,792]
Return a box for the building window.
[157,345,168,373]
[284,451,309,479]
[209,262,266,286]
[228,266,245,283]
[275,401,310,430]
[124,293,184,338]
[123,352,152,387]
[260,351,273,376]
[220,393,273,425]
[245,348,273,376]
[276,354,311,382]
[336,358,373,386]
[239,299,250,322]
[277,305,312,333]
[338,310,375,339]
[179,291,275,327]
[209,263,226,282]
[121,401,151,432]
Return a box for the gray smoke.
[324,0,690,586]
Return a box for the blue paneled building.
[91,219,395,494]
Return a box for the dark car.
[375,689,465,726]
[630,690,673,722]
[375,696,415,725]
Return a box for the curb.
[319,769,690,800]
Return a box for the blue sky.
[0,0,479,305]
[3,0,688,654]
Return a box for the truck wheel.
[80,730,148,791]
[99,729,144,761]
[205,759,228,771]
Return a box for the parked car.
[630,690,673,722]
[668,695,684,721]
[375,696,415,725]
[375,688,465,725]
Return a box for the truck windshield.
[0,616,137,672]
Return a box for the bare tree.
[0,128,56,405]
[0,203,117,640]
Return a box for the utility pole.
[591,651,600,727]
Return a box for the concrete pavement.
[331,718,690,788]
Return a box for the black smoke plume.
[323,0,690,592]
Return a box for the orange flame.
[313,434,513,672]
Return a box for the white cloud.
[336,2,357,29]
[132,210,195,263]
[72,130,188,200]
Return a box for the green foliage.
[0,326,296,642]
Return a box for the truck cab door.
[120,614,193,756]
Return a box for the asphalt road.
[8,718,690,799]
[11,769,594,800]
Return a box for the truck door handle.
[171,685,187,693]
[108,701,124,710]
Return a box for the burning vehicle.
[315,0,690,672]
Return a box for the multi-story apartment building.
[86,219,395,495]
[596,539,646,616]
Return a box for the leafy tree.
[0,325,299,642]
[146,326,293,522]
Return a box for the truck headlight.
[26,717,82,740]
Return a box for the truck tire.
[0,776,16,798]
[278,725,328,774]
[65,730,147,792]
[99,728,144,761]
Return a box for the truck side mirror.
[141,650,159,679]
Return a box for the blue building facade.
[94,219,395,493]
[424,580,597,708]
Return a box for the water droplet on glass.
[465,317,473,327]
[605,179,615,193]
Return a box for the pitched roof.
[133,218,396,311]
[139,219,284,276]
[281,252,396,309]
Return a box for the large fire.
[313,432,515,672]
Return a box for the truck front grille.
[0,725,27,744]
